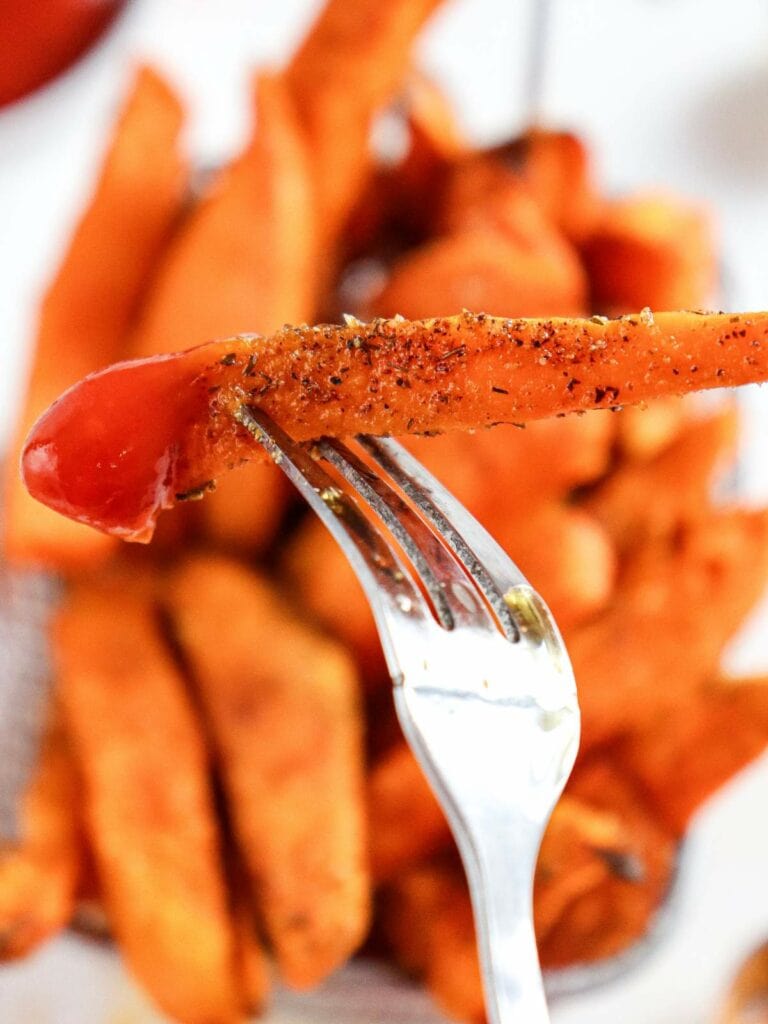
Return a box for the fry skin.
[167,555,369,989]
[23,310,768,542]
[5,65,187,569]
[0,707,81,960]
[54,575,243,1024]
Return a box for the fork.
[238,405,580,1024]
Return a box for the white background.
[1,1,768,1021]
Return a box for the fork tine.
[321,439,499,634]
[236,407,433,673]
[360,436,527,642]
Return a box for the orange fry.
[567,510,768,748]
[615,676,768,836]
[534,795,634,942]
[168,555,369,989]
[131,72,313,551]
[615,395,687,461]
[539,759,676,969]
[489,503,617,630]
[382,862,484,1024]
[583,192,717,313]
[405,412,614,519]
[498,129,599,242]
[133,73,315,357]
[23,310,768,543]
[5,66,187,569]
[0,706,81,960]
[585,406,738,550]
[368,224,586,320]
[367,743,449,882]
[286,0,444,255]
[54,574,243,1024]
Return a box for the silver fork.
[238,405,580,1024]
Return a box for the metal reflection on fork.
[238,404,580,1024]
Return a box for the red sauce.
[22,352,215,542]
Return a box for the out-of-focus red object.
[0,1,126,108]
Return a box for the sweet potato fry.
[615,395,687,461]
[567,509,768,748]
[496,129,599,243]
[405,412,614,519]
[53,574,243,1024]
[131,73,314,552]
[381,862,484,1024]
[584,406,738,550]
[133,73,315,357]
[23,309,768,543]
[167,555,369,989]
[583,192,717,313]
[280,514,385,685]
[367,743,449,882]
[614,676,768,836]
[539,758,676,968]
[0,706,81,960]
[198,460,292,555]
[489,503,617,630]
[534,794,635,942]
[5,65,187,570]
[286,0,444,257]
[368,224,587,320]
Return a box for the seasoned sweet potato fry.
[286,0,444,255]
[568,509,768,748]
[585,406,738,550]
[615,676,768,836]
[24,310,768,543]
[168,556,369,989]
[5,66,187,569]
[54,575,243,1024]
[0,706,81,960]
[368,743,449,882]
[584,192,717,313]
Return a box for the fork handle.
[461,826,550,1024]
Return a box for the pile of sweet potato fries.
[3,1,768,1022]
